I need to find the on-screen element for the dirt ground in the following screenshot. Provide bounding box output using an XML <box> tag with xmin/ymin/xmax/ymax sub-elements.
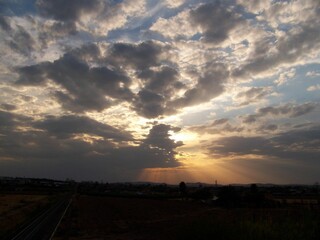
<box><xmin>55</xmin><ymin>195</ymin><xmax>320</xmax><ymax>240</ymax></box>
<box><xmin>55</xmin><ymin>195</ymin><xmax>211</xmax><ymax>240</ymax></box>
<box><xmin>0</xmin><ymin>194</ymin><xmax>49</xmax><ymax>237</ymax></box>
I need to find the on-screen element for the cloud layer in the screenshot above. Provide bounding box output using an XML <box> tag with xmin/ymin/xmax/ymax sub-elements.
<box><xmin>0</xmin><ymin>0</ymin><xmax>319</xmax><ymax>183</ymax></box>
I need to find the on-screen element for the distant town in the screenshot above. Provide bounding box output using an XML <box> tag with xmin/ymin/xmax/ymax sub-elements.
<box><xmin>1</xmin><ymin>176</ymin><xmax>319</xmax><ymax>207</ymax></box>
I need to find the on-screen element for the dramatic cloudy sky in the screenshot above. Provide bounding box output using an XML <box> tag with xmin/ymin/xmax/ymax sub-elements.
<box><xmin>0</xmin><ymin>0</ymin><xmax>319</xmax><ymax>184</ymax></box>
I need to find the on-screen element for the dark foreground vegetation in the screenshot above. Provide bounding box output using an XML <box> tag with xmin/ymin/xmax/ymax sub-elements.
<box><xmin>1</xmin><ymin>177</ymin><xmax>319</xmax><ymax>239</ymax></box>
<box><xmin>0</xmin><ymin>177</ymin><xmax>75</xmax><ymax>239</ymax></box>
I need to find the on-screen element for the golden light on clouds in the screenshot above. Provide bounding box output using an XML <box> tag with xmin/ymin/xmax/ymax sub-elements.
<box><xmin>169</xmin><ymin>130</ymin><xmax>197</xmax><ymax>143</ymax></box>
<box><xmin>0</xmin><ymin>0</ymin><xmax>319</xmax><ymax>184</ymax></box>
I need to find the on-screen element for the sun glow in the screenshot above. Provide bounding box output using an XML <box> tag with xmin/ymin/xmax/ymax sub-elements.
<box><xmin>169</xmin><ymin>130</ymin><xmax>197</xmax><ymax>143</ymax></box>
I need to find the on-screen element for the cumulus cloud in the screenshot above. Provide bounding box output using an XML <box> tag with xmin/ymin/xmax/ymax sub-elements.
<box><xmin>16</xmin><ymin>49</ymin><xmax>133</xmax><ymax>113</ymax></box>
<box><xmin>34</xmin><ymin>115</ymin><xmax>133</xmax><ymax>141</ymax></box>
<box><xmin>307</xmin><ymin>85</ymin><xmax>320</xmax><ymax>91</ymax></box>
<box><xmin>164</xmin><ymin>0</ymin><xmax>185</xmax><ymax>9</ymax></box>
<box><xmin>233</xmin><ymin>14</ymin><xmax>320</xmax><ymax>78</ymax></box>
<box><xmin>238</xmin><ymin>0</ymin><xmax>271</xmax><ymax>14</ymax></box>
<box><xmin>15</xmin><ymin>40</ymin><xmax>229</xmax><ymax>118</ymax></box>
<box><xmin>190</xmin><ymin>1</ymin><xmax>244</xmax><ymax>44</ymax></box>
<box><xmin>37</xmin><ymin>0</ymin><xmax>101</xmax><ymax>22</ymax></box>
<box><xmin>257</xmin><ymin>124</ymin><xmax>278</xmax><ymax>133</ymax></box>
<box><xmin>134</xmin><ymin>66</ymin><xmax>184</xmax><ymax>118</ymax></box>
<box><xmin>189</xmin><ymin>118</ymin><xmax>244</xmax><ymax>135</ymax></box>
<box><xmin>235</xmin><ymin>87</ymin><xmax>272</xmax><ymax>106</ymax></box>
<box><xmin>306</xmin><ymin>71</ymin><xmax>320</xmax><ymax>77</ymax></box>
<box><xmin>207</xmin><ymin>125</ymin><xmax>320</xmax><ymax>162</ymax></box>
<box><xmin>274</xmin><ymin>68</ymin><xmax>296</xmax><ymax>86</ymax></box>
<box><xmin>109</xmin><ymin>41</ymin><xmax>165</xmax><ymax>70</ymax></box>
<box><xmin>0</xmin><ymin>103</ymin><xmax>16</xmax><ymax>111</ymax></box>
<box><xmin>0</xmin><ymin>110</ymin><xmax>31</xmax><ymax>131</ymax></box>
<box><xmin>190</xmin><ymin>102</ymin><xmax>318</xmax><ymax>136</ymax></box>
<box><xmin>15</xmin><ymin>41</ymin><xmax>180</xmax><ymax>118</ymax></box>
<box><xmin>150</xmin><ymin>10</ymin><xmax>196</xmax><ymax>40</ymax></box>
<box><xmin>1</xmin><ymin>0</ymin><xmax>320</xmax><ymax>183</ymax></box>
<box><xmin>6</xmin><ymin>24</ymin><xmax>36</xmax><ymax>56</ymax></box>
<box><xmin>241</xmin><ymin>102</ymin><xmax>317</xmax><ymax>123</ymax></box>
<box><xmin>36</xmin><ymin>0</ymin><xmax>126</xmax><ymax>35</ymax></box>
<box><xmin>0</xmin><ymin>110</ymin><xmax>183</xmax><ymax>180</ymax></box>
<box><xmin>0</xmin><ymin>15</ymin><xmax>11</xmax><ymax>32</ymax></box>
<box><xmin>171</xmin><ymin>63</ymin><xmax>228</xmax><ymax>108</ymax></box>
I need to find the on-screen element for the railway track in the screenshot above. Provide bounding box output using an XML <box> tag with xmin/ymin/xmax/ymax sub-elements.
<box><xmin>4</xmin><ymin>196</ymin><xmax>72</xmax><ymax>240</ymax></box>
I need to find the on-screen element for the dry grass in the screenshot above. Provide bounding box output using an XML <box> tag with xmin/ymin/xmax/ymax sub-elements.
<box><xmin>54</xmin><ymin>195</ymin><xmax>320</xmax><ymax>240</ymax></box>
<box><xmin>55</xmin><ymin>195</ymin><xmax>209</xmax><ymax>239</ymax></box>
<box><xmin>0</xmin><ymin>194</ymin><xmax>49</xmax><ymax>236</ymax></box>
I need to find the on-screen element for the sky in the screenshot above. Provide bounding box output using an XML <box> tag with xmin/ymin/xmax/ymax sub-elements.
<box><xmin>0</xmin><ymin>0</ymin><xmax>319</xmax><ymax>184</ymax></box>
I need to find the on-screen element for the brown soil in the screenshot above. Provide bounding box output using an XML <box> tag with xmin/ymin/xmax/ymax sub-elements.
<box><xmin>0</xmin><ymin>194</ymin><xmax>49</xmax><ymax>237</ymax></box>
<box><xmin>55</xmin><ymin>195</ymin><xmax>211</xmax><ymax>240</ymax></box>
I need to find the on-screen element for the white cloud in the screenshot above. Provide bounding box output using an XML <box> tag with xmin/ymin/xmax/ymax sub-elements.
<box><xmin>150</xmin><ymin>10</ymin><xmax>196</xmax><ymax>40</ymax></box>
<box><xmin>307</xmin><ymin>84</ymin><xmax>320</xmax><ymax>91</ymax></box>
<box><xmin>274</xmin><ymin>68</ymin><xmax>296</xmax><ymax>86</ymax></box>
<box><xmin>306</xmin><ymin>71</ymin><xmax>320</xmax><ymax>77</ymax></box>
<box><xmin>238</xmin><ymin>0</ymin><xmax>272</xmax><ymax>14</ymax></box>
<box><xmin>164</xmin><ymin>0</ymin><xmax>185</xmax><ymax>9</ymax></box>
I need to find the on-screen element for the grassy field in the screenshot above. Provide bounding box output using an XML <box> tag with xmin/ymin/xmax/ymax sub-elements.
<box><xmin>0</xmin><ymin>194</ymin><xmax>50</xmax><ymax>237</ymax></box>
<box><xmin>54</xmin><ymin>195</ymin><xmax>320</xmax><ymax>240</ymax></box>
<box><xmin>175</xmin><ymin>208</ymin><xmax>320</xmax><ymax>240</ymax></box>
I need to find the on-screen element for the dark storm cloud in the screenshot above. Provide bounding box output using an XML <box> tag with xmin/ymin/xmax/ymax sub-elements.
<box><xmin>0</xmin><ymin>103</ymin><xmax>16</xmax><ymax>111</ymax></box>
<box><xmin>38</xmin><ymin>21</ymin><xmax>77</xmax><ymax>47</ymax></box>
<box><xmin>16</xmin><ymin>51</ymin><xmax>133</xmax><ymax>113</ymax></box>
<box><xmin>143</xmin><ymin>124</ymin><xmax>183</xmax><ymax>151</ymax></box>
<box><xmin>68</xmin><ymin>43</ymin><xmax>102</xmax><ymax>62</ymax></box>
<box><xmin>34</xmin><ymin>115</ymin><xmax>132</xmax><ymax>141</ymax></box>
<box><xmin>0</xmin><ymin>16</ymin><xmax>11</xmax><ymax>32</ymax></box>
<box><xmin>134</xmin><ymin>89</ymin><xmax>166</xmax><ymax>118</ymax></box>
<box><xmin>16</xmin><ymin>40</ymin><xmax>227</xmax><ymax>118</ymax></box>
<box><xmin>109</xmin><ymin>41</ymin><xmax>164</xmax><ymax>70</ymax></box>
<box><xmin>134</xmin><ymin>66</ymin><xmax>184</xmax><ymax>118</ymax></box>
<box><xmin>190</xmin><ymin>1</ymin><xmax>244</xmax><ymax>44</ymax></box>
<box><xmin>138</xmin><ymin>66</ymin><xmax>184</xmax><ymax>96</ymax></box>
<box><xmin>15</xmin><ymin>42</ymin><xmax>179</xmax><ymax>117</ymax></box>
<box><xmin>0</xmin><ymin>111</ymin><xmax>183</xmax><ymax>180</ymax></box>
<box><xmin>0</xmin><ymin>15</ymin><xmax>41</xmax><ymax>55</ymax></box>
<box><xmin>36</xmin><ymin>0</ymin><xmax>101</xmax><ymax>22</ymax></box>
<box><xmin>16</xmin><ymin>62</ymin><xmax>50</xmax><ymax>86</ymax></box>
<box><xmin>0</xmin><ymin>110</ymin><xmax>30</xmax><ymax>130</ymax></box>
<box><xmin>109</xmin><ymin>44</ymin><xmax>228</xmax><ymax>118</ymax></box>
<box><xmin>110</xmin><ymin>124</ymin><xmax>183</xmax><ymax>169</ymax></box>
<box><xmin>241</xmin><ymin>103</ymin><xmax>317</xmax><ymax>123</ymax></box>
<box><xmin>207</xmin><ymin>125</ymin><xmax>320</xmax><ymax>161</ymax></box>
<box><xmin>35</xmin><ymin>0</ymin><xmax>123</xmax><ymax>43</ymax></box>
<box><xmin>171</xmin><ymin>63</ymin><xmax>228</xmax><ymax>108</ymax></box>
<box><xmin>8</xmin><ymin>25</ymin><xmax>35</xmax><ymax>56</ymax></box>
<box><xmin>133</xmin><ymin>61</ymin><xmax>229</xmax><ymax>118</ymax></box>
